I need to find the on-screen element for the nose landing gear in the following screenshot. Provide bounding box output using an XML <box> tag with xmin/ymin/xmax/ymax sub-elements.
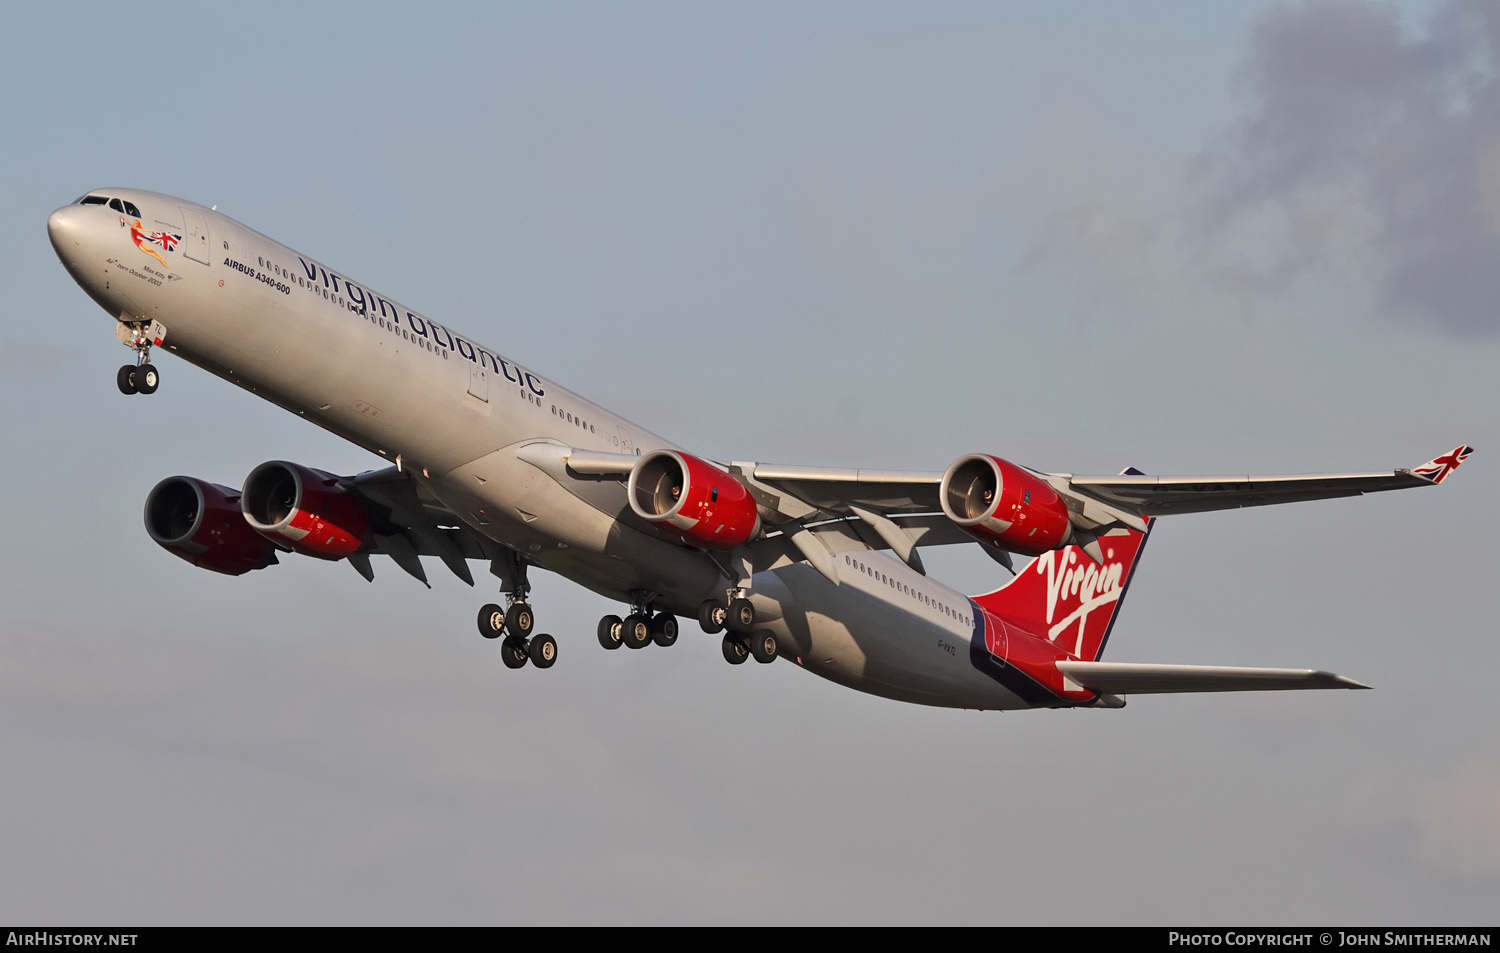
<box><xmin>116</xmin><ymin>321</ymin><xmax>162</xmax><ymax>395</ymax></box>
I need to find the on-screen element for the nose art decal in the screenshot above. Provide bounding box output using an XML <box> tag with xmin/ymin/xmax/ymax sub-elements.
<box><xmin>121</xmin><ymin>216</ymin><xmax>180</xmax><ymax>269</ymax></box>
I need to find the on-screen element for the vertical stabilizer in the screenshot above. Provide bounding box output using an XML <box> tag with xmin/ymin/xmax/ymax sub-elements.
<box><xmin>972</xmin><ymin>499</ymin><xmax>1153</xmax><ymax>662</ymax></box>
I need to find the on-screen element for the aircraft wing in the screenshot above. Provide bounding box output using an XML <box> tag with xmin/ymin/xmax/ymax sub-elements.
<box><xmin>739</xmin><ymin>445</ymin><xmax>1472</xmax><ymax>521</ymax></box>
<box><xmin>1056</xmin><ymin>661</ymin><xmax>1371</xmax><ymax>694</ymax></box>
<box><xmin>539</xmin><ymin>445</ymin><xmax>1470</xmax><ymax>579</ymax></box>
<box><xmin>1064</xmin><ymin>444</ymin><xmax>1472</xmax><ymax>516</ymax></box>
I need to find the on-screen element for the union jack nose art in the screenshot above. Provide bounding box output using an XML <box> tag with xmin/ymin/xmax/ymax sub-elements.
<box><xmin>121</xmin><ymin>216</ymin><xmax>181</xmax><ymax>265</ymax></box>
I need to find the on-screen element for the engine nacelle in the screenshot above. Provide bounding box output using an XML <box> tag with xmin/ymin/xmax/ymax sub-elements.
<box><xmin>940</xmin><ymin>454</ymin><xmax>1074</xmax><ymax>556</ymax></box>
<box><xmin>627</xmin><ymin>450</ymin><xmax>761</xmax><ymax>550</ymax></box>
<box><xmin>144</xmin><ymin>476</ymin><xmax>279</xmax><ymax>576</ymax></box>
<box><xmin>241</xmin><ymin>461</ymin><xmax>368</xmax><ymax>560</ymax></box>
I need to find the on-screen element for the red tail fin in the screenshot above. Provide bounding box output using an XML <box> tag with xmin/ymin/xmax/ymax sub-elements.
<box><xmin>972</xmin><ymin>522</ymin><xmax>1152</xmax><ymax>662</ymax></box>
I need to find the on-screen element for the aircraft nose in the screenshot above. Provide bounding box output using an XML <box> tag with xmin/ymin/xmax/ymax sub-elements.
<box><xmin>47</xmin><ymin>205</ymin><xmax>83</xmax><ymax>255</ymax></box>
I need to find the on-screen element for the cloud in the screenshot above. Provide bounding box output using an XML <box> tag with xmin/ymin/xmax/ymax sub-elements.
<box><xmin>1194</xmin><ymin>0</ymin><xmax>1500</xmax><ymax>335</ymax></box>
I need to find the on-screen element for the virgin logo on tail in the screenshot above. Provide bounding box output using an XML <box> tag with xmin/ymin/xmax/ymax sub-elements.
<box><xmin>1035</xmin><ymin>547</ymin><xmax>1126</xmax><ymax>657</ymax></box>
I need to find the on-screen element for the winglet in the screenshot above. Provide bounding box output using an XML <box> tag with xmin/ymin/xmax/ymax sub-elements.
<box><xmin>1410</xmin><ymin>445</ymin><xmax>1474</xmax><ymax>485</ymax></box>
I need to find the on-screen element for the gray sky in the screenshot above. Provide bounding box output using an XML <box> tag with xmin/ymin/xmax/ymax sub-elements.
<box><xmin>2</xmin><ymin>0</ymin><xmax>1496</xmax><ymax>924</ymax></box>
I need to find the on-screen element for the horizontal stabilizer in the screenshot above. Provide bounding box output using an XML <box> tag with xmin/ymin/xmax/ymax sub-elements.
<box><xmin>1056</xmin><ymin>661</ymin><xmax>1370</xmax><ymax>694</ymax></box>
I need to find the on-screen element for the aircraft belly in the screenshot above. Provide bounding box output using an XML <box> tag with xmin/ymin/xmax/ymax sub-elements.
<box><xmin>756</xmin><ymin>563</ymin><xmax>1027</xmax><ymax>710</ymax></box>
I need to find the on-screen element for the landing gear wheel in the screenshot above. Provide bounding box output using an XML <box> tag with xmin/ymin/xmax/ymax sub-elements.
<box><xmin>750</xmin><ymin>631</ymin><xmax>779</xmax><ymax>664</ymax></box>
<box><xmin>621</xmin><ymin>613</ymin><xmax>652</xmax><ymax>650</ymax></box>
<box><xmin>597</xmin><ymin>614</ymin><xmax>623</xmax><ymax>650</ymax></box>
<box><xmin>721</xmin><ymin>634</ymin><xmax>749</xmax><ymax>665</ymax></box>
<box><xmin>528</xmin><ymin>633</ymin><xmax>557</xmax><ymax>669</ymax></box>
<box><xmin>727</xmin><ymin>598</ymin><xmax>756</xmax><ymax>634</ymax></box>
<box><xmin>650</xmin><ymin>612</ymin><xmax>679</xmax><ymax>647</ymax></box>
<box><xmin>505</xmin><ymin>603</ymin><xmax>534</xmax><ymax>639</ymax></box>
<box><xmin>117</xmin><ymin>365</ymin><xmax>138</xmax><ymax>395</ymax></box>
<box><xmin>136</xmin><ymin>363</ymin><xmax>159</xmax><ymax>394</ymax></box>
<box><xmin>500</xmin><ymin>636</ymin><xmax>529</xmax><ymax>669</ymax></box>
<box><xmin>698</xmin><ymin>600</ymin><xmax>726</xmax><ymax>634</ymax></box>
<box><xmin>478</xmin><ymin>603</ymin><xmax>506</xmax><ymax>639</ymax></box>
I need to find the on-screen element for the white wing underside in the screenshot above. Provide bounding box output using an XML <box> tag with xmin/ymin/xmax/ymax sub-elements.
<box><xmin>1056</xmin><ymin>661</ymin><xmax>1371</xmax><ymax>694</ymax></box>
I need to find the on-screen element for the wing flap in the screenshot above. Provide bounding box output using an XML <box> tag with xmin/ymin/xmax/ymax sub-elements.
<box><xmin>342</xmin><ymin>466</ymin><xmax>498</xmax><ymax>583</ymax></box>
<box><xmin>1056</xmin><ymin>661</ymin><xmax>1371</xmax><ymax>694</ymax></box>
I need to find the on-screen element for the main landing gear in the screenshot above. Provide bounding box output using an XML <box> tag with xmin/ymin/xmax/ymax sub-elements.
<box><xmin>478</xmin><ymin>600</ymin><xmax>556</xmax><ymax>670</ymax></box>
<box><xmin>476</xmin><ymin>553</ymin><xmax>555</xmax><ymax>670</ymax></box>
<box><xmin>597</xmin><ymin>597</ymin><xmax>679</xmax><ymax>652</ymax></box>
<box><xmin>720</xmin><ymin>630</ymin><xmax>778</xmax><ymax>665</ymax></box>
<box><xmin>116</xmin><ymin>322</ymin><xmax>160</xmax><ymax>395</ymax></box>
<box><xmin>698</xmin><ymin>593</ymin><xmax>778</xmax><ymax>666</ymax></box>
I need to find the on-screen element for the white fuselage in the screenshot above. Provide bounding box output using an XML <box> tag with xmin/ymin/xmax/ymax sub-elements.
<box><xmin>49</xmin><ymin>189</ymin><xmax>1038</xmax><ymax>710</ymax></box>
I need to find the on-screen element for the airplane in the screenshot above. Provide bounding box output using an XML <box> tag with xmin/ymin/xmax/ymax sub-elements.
<box><xmin>46</xmin><ymin>188</ymin><xmax>1473</xmax><ymax>711</ymax></box>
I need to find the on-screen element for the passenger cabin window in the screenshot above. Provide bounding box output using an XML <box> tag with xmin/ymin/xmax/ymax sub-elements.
<box><xmin>79</xmin><ymin>196</ymin><xmax>108</xmax><ymax>206</ymax></box>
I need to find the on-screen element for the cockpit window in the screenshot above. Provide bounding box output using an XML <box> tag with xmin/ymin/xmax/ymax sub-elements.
<box><xmin>77</xmin><ymin>194</ymin><xmax>139</xmax><ymax>215</ymax></box>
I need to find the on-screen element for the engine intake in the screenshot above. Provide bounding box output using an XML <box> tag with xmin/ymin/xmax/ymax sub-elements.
<box><xmin>940</xmin><ymin>454</ymin><xmax>1074</xmax><ymax>556</ymax></box>
<box><xmin>144</xmin><ymin>476</ymin><xmax>278</xmax><ymax>575</ymax></box>
<box><xmin>241</xmin><ymin>461</ymin><xmax>368</xmax><ymax>559</ymax></box>
<box><xmin>627</xmin><ymin>450</ymin><xmax>760</xmax><ymax>550</ymax></box>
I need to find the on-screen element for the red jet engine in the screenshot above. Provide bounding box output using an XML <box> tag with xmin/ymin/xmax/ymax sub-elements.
<box><xmin>628</xmin><ymin>450</ymin><xmax>761</xmax><ymax>550</ymax></box>
<box><xmin>144</xmin><ymin>476</ymin><xmax>279</xmax><ymax>575</ymax></box>
<box><xmin>240</xmin><ymin>461</ymin><xmax>369</xmax><ymax>559</ymax></box>
<box><xmin>940</xmin><ymin>454</ymin><xmax>1074</xmax><ymax>556</ymax></box>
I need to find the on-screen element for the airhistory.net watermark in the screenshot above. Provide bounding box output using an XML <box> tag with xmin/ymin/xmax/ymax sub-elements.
<box><xmin>5</xmin><ymin>935</ymin><xmax>137</xmax><ymax>946</ymax></box>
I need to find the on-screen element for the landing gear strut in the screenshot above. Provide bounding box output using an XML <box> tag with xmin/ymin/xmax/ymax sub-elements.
<box><xmin>116</xmin><ymin>321</ymin><xmax>160</xmax><ymax>395</ymax></box>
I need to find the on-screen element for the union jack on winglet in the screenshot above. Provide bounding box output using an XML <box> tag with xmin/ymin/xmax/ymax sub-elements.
<box><xmin>1411</xmin><ymin>445</ymin><xmax>1474</xmax><ymax>484</ymax></box>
